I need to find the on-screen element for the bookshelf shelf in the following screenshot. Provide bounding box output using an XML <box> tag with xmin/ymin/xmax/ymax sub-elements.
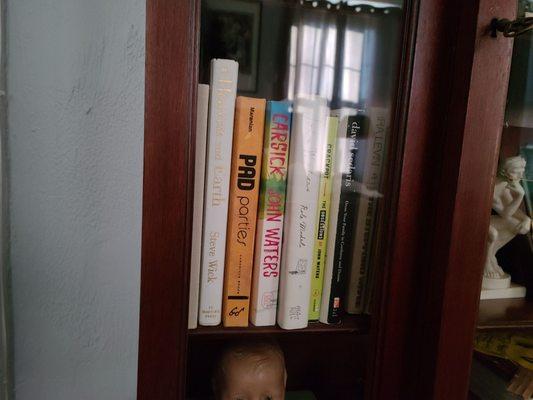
<box><xmin>478</xmin><ymin>298</ymin><xmax>533</xmax><ymax>330</ymax></box>
<box><xmin>188</xmin><ymin>314</ymin><xmax>370</xmax><ymax>338</ymax></box>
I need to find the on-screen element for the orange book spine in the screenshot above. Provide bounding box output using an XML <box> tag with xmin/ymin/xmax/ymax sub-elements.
<box><xmin>222</xmin><ymin>96</ymin><xmax>266</xmax><ymax>327</ymax></box>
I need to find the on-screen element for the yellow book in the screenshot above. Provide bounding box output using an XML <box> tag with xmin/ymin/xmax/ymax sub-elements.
<box><xmin>309</xmin><ymin>116</ymin><xmax>338</xmax><ymax>320</ymax></box>
<box><xmin>222</xmin><ymin>96</ymin><xmax>266</xmax><ymax>327</ymax></box>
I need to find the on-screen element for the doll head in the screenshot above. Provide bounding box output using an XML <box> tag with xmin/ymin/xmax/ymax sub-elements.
<box><xmin>212</xmin><ymin>339</ymin><xmax>287</xmax><ymax>400</ymax></box>
<box><xmin>501</xmin><ymin>156</ymin><xmax>527</xmax><ymax>182</ymax></box>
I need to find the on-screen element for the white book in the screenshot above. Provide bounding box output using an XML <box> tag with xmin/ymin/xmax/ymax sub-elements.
<box><xmin>319</xmin><ymin>108</ymin><xmax>357</xmax><ymax>324</ymax></box>
<box><xmin>198</xmin><ymin>59</ymin><xmax>238</xmax><ymax>326</ymax></box>
<box><xmin>277</xmin><ymin>96</ymin><xmax>329</xmax><ymax>330</ymax></box>
<box><xmin>188</xmin><ymin>84</ymin><xmax>210</xmax><ymax>329</ymax></box>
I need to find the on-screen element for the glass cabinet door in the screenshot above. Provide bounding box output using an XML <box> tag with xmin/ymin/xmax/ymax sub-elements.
<box><xmin>188</xmin><ymin>0</ymin><xmax>404</xmax><ymax>398</ymax></box>
<box><xmin>470</xmin><ymin>1</ymin><xmax>533</xmax><ymax>398</ymax></box>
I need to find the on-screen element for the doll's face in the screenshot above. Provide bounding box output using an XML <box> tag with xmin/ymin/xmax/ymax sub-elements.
<box><xmin>219</xmin><ymin>352</ymin><xmax>286</xmax><ymax>400</ymax></box>
<box><xmin>502</xmin><ymin>156</ymin><xmax>527</xmax><ymax>181</ymax></box>
<box><xmin>508</xmin><ymin>165</ymin><xmax>526</xmax><ymax>181</ymax></box>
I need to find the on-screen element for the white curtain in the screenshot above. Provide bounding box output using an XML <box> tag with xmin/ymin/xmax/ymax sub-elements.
<box><xmin>285</xmin><ymin>6</ymin><xmax>391</xmax><ymax>111</ymax></box>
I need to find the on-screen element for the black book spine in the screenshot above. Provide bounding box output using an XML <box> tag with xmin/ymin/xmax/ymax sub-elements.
<box><xmin>326</xmin><ymin>114</ymin><xmax>368</xmax><ymax>323</ymax></box>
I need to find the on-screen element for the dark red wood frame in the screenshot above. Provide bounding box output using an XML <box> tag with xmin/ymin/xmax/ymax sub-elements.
<box><xmin>137</xmin><ymin>1</ymin><xmax>199</xmax><ymax>398</ymax></box>
<box><xmin>411</xmin><ymin>0</ymin><xmax>515</xmax><ymax>397</ymax></box>
<box><xmin>369</xmin><ymin>0</ymin><xmax>515</xmax><ymax>398</ymax></box>
<box><xmin>137</xmin><ymin>0</ymin><xmax>515</xmax><ymax>398</ymax></box>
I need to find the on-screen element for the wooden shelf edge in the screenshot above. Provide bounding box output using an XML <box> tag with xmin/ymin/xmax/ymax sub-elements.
<box><xmin>477</xmin><ymin>298</ymin><xmax>533</xmax><ymax>330</ymax></box>
<box><xmin>477</xmin><ymin>323</ymin><xmax>533</xmax><ymax>330</ymax></box>
<box><xmin>188</xmin><ymin>314</ymin><xmax>370</xmax><ymax>338</ymax></box>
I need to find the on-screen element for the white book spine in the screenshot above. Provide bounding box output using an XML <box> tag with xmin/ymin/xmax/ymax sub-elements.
<box><xmin>198</xmin><ymin>59</ymin><xmax>238</xmax><ymax>326</ymax></box>
<box><xmin>188</xmin><ymin>84</ymin><xmax>210</xmax><ymax>329</ymax></box>
<box><xmin>251</xmin><ymin>216</ymin><xmax>285</xmax><ymax>326</ymax></box>
<box><xmin>319</xmin><ymin>109</ymin><xmax>356</xmax><ymax>324</ymax></box>
<box><xmin>277</xmin><ymin>96</ymin><xmax>329</xmax><ymax>330</ymax></box>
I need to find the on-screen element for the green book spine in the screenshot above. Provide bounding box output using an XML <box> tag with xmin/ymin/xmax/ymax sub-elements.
<box><xmin>308</xmin><ymin>116</ymin><xmax>338</xmax><ymax>320</ymax></box>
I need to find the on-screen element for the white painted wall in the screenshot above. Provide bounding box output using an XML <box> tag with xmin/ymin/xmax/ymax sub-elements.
<box><xmin>6</xmin><ymin>0</ymin><xmax>145</xmax><ymax>398</ymax></box>
<box><xmin>0</xmin><ymin>2</ymin><xmax>9</xmax><ymax>398</ymax></box>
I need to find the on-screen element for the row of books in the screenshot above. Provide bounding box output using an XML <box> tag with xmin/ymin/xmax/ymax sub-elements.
<box><xmin>188</xmin><ymin>59</ymin><xmax>388</xmax><ymax>330</ymax></box>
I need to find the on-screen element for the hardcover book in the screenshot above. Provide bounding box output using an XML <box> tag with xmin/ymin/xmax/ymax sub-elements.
<box><xmin>222</xmin><ymin>96</ymin><xmax>266</xmax><ymax>327</ymax></box>
<box><xmin>198</xmin><ymin>59</ymin><xmax>238</xmax><ymax>326</ymax></box>
<box><xmin>320</xmin><ymin>111</ymin><xmax>367</xmax><ymax>324</ymax></box>
<box><xmin>250</xmin><ymin>101</ymin><xmax>292</xmax><ymax>327</ymax></box>
<box><xmin>188</xmin><ymin>83</ymin><xmax>210</xmax><ymax>329</ymax></box>
<box><xmin>308</xmin><ymin>116</ymin><xmax>338</xmax><ymax>320</ymax></box>
<box><xmin>346</xmin><ymin>107</ymin><xmax>388</xmax><ymax>314</ymax></box>
<box><xmin>277</xmin><ymin>96</ymin><xmax>329</xmax><ymax>330</ymax></box>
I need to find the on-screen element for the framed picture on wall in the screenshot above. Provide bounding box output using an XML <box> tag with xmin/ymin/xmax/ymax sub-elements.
<box><xmin>202</xmin><ymin>0</ymin><xmax>261</xmax><ymax>93</ymax></box>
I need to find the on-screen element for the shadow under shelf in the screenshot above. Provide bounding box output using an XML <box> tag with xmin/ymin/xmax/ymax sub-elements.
<box><xmin>187</xmin><ymin>314</ymin><xmax>369</xmax><ymax>400</ymax></box>
<box><xmin>188</xmin><ymin>314</ymin><xmax>370</xmax><ymax>338</ymax></box>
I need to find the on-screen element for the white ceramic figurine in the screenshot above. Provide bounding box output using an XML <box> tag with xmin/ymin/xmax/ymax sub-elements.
<box><xmin>482</xmin><ymin>156</ymin><xmax>532</xmax><ymax>299</ymax></box>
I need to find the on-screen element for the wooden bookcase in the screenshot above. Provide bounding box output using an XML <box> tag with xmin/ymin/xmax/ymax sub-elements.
<box><xmin>137</xmin><ymin>0</ymin><xmax>519</xmax><ymax>398</ymax></box>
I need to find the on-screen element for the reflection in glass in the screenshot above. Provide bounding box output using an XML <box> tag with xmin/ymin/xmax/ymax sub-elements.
<box><xmin>470</xmin><ymin>5</ymin><xmax>533</xmax><ymax>397</ymax></box>
<box><xmin>283</xmin><ymin>4</ymin><xmax>399</xmax><ymax>110</ymax></box>
<box><xmin>200</xmin><ymin>1</ymin><xmax>401</xmax><ymax>111</ymax></box>
<box><xmin>504</xmin><ymin>2</ymin><xmax>533</xmax><ymax>221</ymax></box>
<box><xmin>193</xmin><ymin>0</ymin><xmax>404</xmax><ymax>397</ymax></box>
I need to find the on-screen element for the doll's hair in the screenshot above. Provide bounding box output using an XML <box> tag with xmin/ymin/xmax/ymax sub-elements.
<box><xmin>212</xmin><ymin>338</ymin><xmax>286</xmax><ymax>399</ymax></box>
<box><xmin>500</xmin><ymin>156</ymin><xmax>527</xmax><ymax>178</ymax></box>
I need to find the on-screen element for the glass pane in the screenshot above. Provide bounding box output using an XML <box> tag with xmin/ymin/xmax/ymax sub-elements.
<box><xmin>190</xmin><ymin>0</ymin><xmax>404</xmax><ymax>398</ymax></box>
<box><xmin>470</xmin><ymin>1</ymin><xmax>533</xmax><ymax>398</ymax></box>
